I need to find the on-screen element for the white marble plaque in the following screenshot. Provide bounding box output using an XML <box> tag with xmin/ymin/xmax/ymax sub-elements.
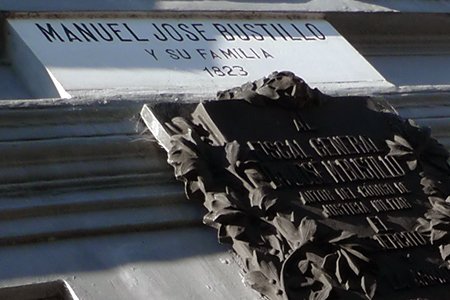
<box><xmin>9</xmin><ymin>19</ymin><xmax>392</xmax><ymax>95</ymax></box>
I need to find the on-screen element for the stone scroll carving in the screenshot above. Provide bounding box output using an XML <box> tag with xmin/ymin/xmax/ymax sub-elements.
<box><xmin>144</xmin><ymin>71</ymin><xmax>450</xmax><ymax>300</ymax></box>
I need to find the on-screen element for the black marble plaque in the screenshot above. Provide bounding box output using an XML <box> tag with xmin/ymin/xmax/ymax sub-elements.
<box><xmin>141</xmin><ymin>72</ymin><xmax>450</xmax><ymax>300</ymax></box>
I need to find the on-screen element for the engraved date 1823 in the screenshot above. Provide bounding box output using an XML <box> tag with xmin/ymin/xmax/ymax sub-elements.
<box><xmin>203</xmin><ymin>65</ymin><xmax>248</xmax><ymax>77</ymax></box>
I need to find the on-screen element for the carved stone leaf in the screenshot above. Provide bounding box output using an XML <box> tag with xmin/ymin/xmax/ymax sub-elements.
<box><xmin>243</xmin><ymin>271</ymin><xmax>282</xmax><ymax>300</ymax></box>
<box><xmin>167</xmin><ymin>142</ymin><xmax>196</xmax><ymax>163</ymax></box>
<box><xmin>425</xmin><ymin>209</ymin><xmax>447</xmax><ymax>221</ymax></box>
<box><xmin>166</xmin><ymin>117</ymin><xmax>192</xmax><ymax>135</ymax></box>
<box><xmin>203</xmin><ymin>192</ymin><xmax>233</xmax><ymax>212</ymax></box>
<box><xmin>248</xmin><ymin>251</ymin><xmax>282</xmax><ymax>299</ymax></box>
<box><xmin>328</xmin><ymin>231</ymin><xmax>355</xmax><ymax>244</ymax></box>
<box><xmin>439</xmin><ymin>244</ymin><xmax>450</xmax><ymax>262</ymax></box>
<box><xmin>425</xmin><ymin>211</ymin><xmax>446</xmax><ymax>230</ymax></box>
<box><xmin>271</xmin><ymin>74</ymin><xmax>294</xmax><ymax>91</ymax></box>
<box><xmin>203</xmin><ymin>193</ymin><xmax>248</xmax><ymax>228</ymax></box>
<box><xmin>309</xmin><ymin>285</ymin><xmax>332</xmax><ymax>300</ymax></box>
<box><xmin>244</xmin><ymin>167</ymin><xmax>267</xmax><ymax>183</ymax></box>
<box><xmin>298</xmin><ymin>218</ymin><xmax>318</xmax><ymax>248</ymax></box>
<box><xmin>305</xmin><ymin>252</ymin><xmax>324</xmax><ymax>267</ymax></box>
<box><xmin>259</xmin><ymin>258</ymin><xmax>281</xmax><ymax>284</ymax></box>
<box><xmin>173</xmin><ymin>158</ymin><xmax>198</xmax><ymax>179</ymax></box>
<box><xmin>386</xmin><ymin>135</ymin><xmax>413</xmax><ymax>156</ymax></box>
<box><xmin>232</xmin><ymin>239</ymin><xmax>253</xmax><ymax>260</ymax></box>
<box><xmin>407</xmin><ymin>118</ymin><xmax>420</xmax><ymax>128</ymax></box>
<box><xmin>225</xmin><ymin>140</ymin><xmax>240</xmax><ymax>168</ymax></box>
<box><xmin>274</xmin><ymin>216</ymin><xmax>300</xmax><ymax>249</ymax></box>
<box><xmin>386</xmin><ymin>136</ymin><xmax>418</xmax><ymax>171</ymax></box>
<box><xmin>298</xmin><ymin>259</ymin><xmax>311</xmax><ymax>274</ymax></box>
<box><xmin>170</xmin><ymin>117</ymin><xmax>209</xmax><ymax>137</ymax></box>
<box><xmin>257</xmin><ymin>85</ymin><xmax>280</xmax><ymax>100</ymax></box>
<box><xmin>310</xmin><ymin>265</ymin><xmax>333</xmax><ymax>300</ymax></box>
<box><xmin>430</xmin><ymin>218</ymin><xmax>450</xmax><ymax>230</ymax></box>
<box><xmin>262</xmin><ymin>233</ymin><xmax>285</xmax><ymax>260</ymax></box>
<box><xmin>250</xmin><ymin>186</ymin><xmax>278</xmax><ymax>212</ymax></box>
<box><xmin>224</xmin><ymin>224</ymin><xmax>246</xmax><ymax>240</ymax></box>
<box><xmin>340</xmin><ymin>249</ymin><xmax>361</xmax><ymax>276</ymax></box>
<box><xmin>213</xmin><ymin>207</ymin><xmax>247</xmax><ymax>224</ymax></box>
<box><xmin>168</xmin><ymin>138</ymin><xmax>199</xmax><ymax>178</ymax></box>
<box><xmin>217</xmin><ymin>71</ymin><xmax>319</xmax><ymax>109</ymax></box>
<box><xmin>321</xmin><ymin>253</ymin><xmax>338</xmax><ymax>273</ymax></box>
<box><xmin>421</xmin><ymin>176</ymin><xmax>450</xmax><ymax>197</ymax></box>
<box><xmin>430</xmin><ymin>228</ymin><xmax>448</xmax><ymax>244</ymax></box>
<box><xmin>286</xmin><ymin>275</ymin><xmax>314</xmax><ymax>291</ymax></box>
<box><xmin>335</xmin><ymin>251</ymin><xmax>351</xmax><ymax>284</ymax></box>
<box><xmin>254</xmin><ymin>77</ymin><xmax>266</xmax><ymax>89</ymax></box>
<box><xmin>217</xmin><ymin>224</ymin><xmax>233</xmax><ymax>244</ymax></box>
<box><xmin>343</xmin><ymin>247</ymin><xmax>371</xmax><ymax>264</ymax></box>
<box><xmin>393</xmin><ymin>135</ymin><xmax>413</xmax><ymax>150</ymax></box>
<box><xmin>429</xmin><ymin>195</ymin><xmax>447</xmax><ymax>205</ymax></box>
<box><xmin>216</xmin><ymin>90</ymin><xmax>232</xmax><ymax>100</ymax></box>
<box><xmin>165</xmin><ymin>121</ymin><xmax>183</xmax><ymax>135</ymax></box>
<box><xmin>407</xmin><ymin>160</ymin><xmax>418</xmax><ymax>171</ymax></box>
<box><xmin>416</xmin><ymin>217</ymin><xmax>432</xmax><ymax>234</ymax></box>
<box><xmin>421</xmin><ymin>177</ymin><xmax>440</xmax><ymax>196</ymax></box>
<box><xmin>234</xmin><ymin>90</ymin><xmax>262</xmax><ymax>105</ymax></box>
<box><xmin>361</xmin><ymin>275</ymin><xmax>377</xmax><ymax>300</ymax></box>
<box><xmin>263</xmin><ymin>195</ymin><xmax>278</xmax><ymax>212</ymax></box>
<box><xmin>186</xmin><ymin>180</ymin><xmax>203</xmax><ymax>197</ymax></box>
<box><xmin>430</xmin><ymin>198</ymin><xmax>450</xmax><ymax>218</ymax></box>
<box><xmin>274</xmin><ymin>216</ymin><xmax>316</xmax><ymax>249</ymax></box>
<box><xmin>203</xmin><ymin>208</ymin><xmax>227</xmax><ymax>227</ymax></box>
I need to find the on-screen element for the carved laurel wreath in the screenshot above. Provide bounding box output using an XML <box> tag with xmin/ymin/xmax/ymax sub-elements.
<box><xmin>385</xmin><ymin>117</ymin><xmax>450</xmax><ymax>263</ymax></box>
<box><xmin>163</xmin><ymin>72</ymin><xmax>450</xmax><ymax>300</ymax></box>
<box><xmin>167</xmin><ymin>121</ymin><xmax>377</xmax><ymax>300</ymax></box>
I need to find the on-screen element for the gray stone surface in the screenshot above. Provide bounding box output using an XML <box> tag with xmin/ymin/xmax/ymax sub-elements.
<box><xmin>0</xmin><ymin>99</ymin><xmax>258</xmax><ymax>300</ymax></box>
<box><xmin>1</xmin><ymin>0</ymin><xmax>450</xmax><ymax>13</ymax></box>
